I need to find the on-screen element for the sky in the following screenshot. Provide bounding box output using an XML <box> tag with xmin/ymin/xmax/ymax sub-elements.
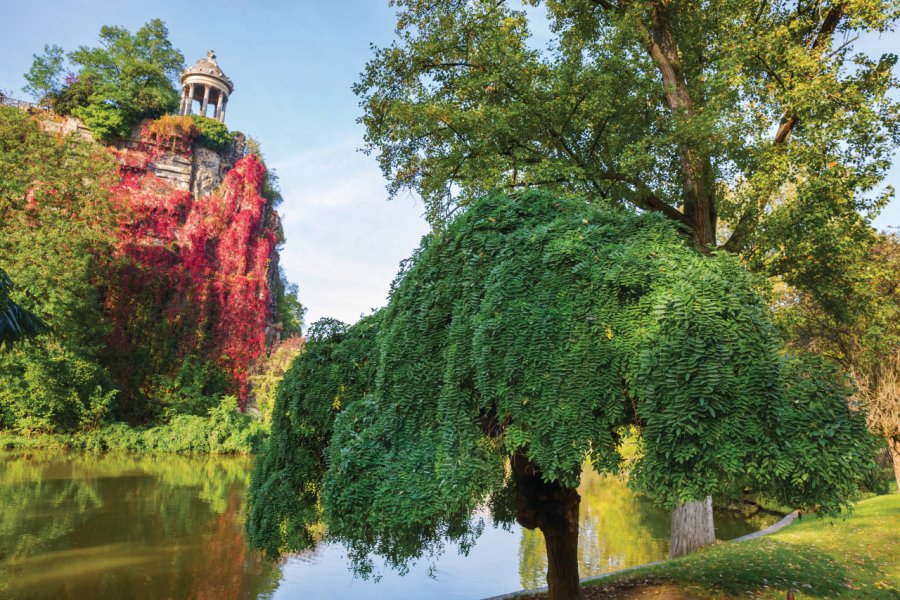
<box><xmin>1</xmin><ymin>1</ymin><xmax>898</xmax><ymax>327</ymax></box>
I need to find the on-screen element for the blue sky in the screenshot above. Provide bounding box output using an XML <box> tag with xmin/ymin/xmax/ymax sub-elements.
<box><xmin>1</xmin><ymin>1</ymin><xmax>897</xmax><ymax>326</ymax></box>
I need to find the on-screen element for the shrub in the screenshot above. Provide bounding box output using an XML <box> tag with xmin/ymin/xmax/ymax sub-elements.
<box><xmin>147</xmin><ymin>356</ymin><xmax>231</xmax><ymax>420</ymax></box>
<box><xmin>191</xmin><ymin>115</ymin><xmax>233</xmax><ymax>152</ymax></box>
<box><xmin>248</xmin><ymin>337</ymin><xmax>304</xmax><ymax>425</ymax></box>
<box><xmin>143</xmin><ymin>115</ymin><xmax>197</xmax><ymax>153</ymax></box>
<box><xmin>2</xmin><ymin>395</ymin><xmax>266</xmax><ymax>454</ymax></box>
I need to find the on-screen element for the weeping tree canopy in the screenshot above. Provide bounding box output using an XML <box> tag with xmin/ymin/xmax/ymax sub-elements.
<box><xmin>248</xmin><ymin>190</ymin><xmax>873</xmax><ymax>582</ymax></box>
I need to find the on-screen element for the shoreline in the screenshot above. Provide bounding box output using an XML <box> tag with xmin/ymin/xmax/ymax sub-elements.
<box><xmin>482</xmin><ymin>510</ymin><xmax>801</xmax><ymax>600</ymax></box>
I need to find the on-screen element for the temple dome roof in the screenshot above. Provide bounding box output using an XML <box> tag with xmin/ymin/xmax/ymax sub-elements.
<box><xmin>181</xmin><ymin>50</ymin><xmax>233</xmax><ymax>93</ymax></box>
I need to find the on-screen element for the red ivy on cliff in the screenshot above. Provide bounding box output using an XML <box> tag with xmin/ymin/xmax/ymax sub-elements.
<box><xmin>107</xmin><ymin>130</ymin><xmax>277</xmax><ymax>409</ymax></box>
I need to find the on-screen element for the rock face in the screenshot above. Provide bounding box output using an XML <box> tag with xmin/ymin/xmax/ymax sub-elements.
<box><xmin>150</xmin><ymin>153</ymin><xmax>193</xmax><ymax>190</ymax></box>
<box><xmin>189</xmin><ymin>133</ymin><xmax>246</xmax><ymax>199</ymax></box>
<box><xmin>191</xmin><ymin>146</ymin><xmax>227</xmax><ymax>198</ymax></box>
<box><xmin>38</xmin><ymin>115</ymin><xmax>94</xmax><ymax>140</ymax></box>
<box><xmin>112</xmin><ymin>122</ymin><xmax>246</xmax><ymax>200</ymax></box>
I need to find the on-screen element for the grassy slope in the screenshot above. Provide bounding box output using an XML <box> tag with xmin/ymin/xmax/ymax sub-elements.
<box><xmin>521</xmin><ymin>494</ymin><xmax>898</xmax><ymax>599</ymax></box>
<box><xmin>592</xmin><ymin>494</ymin><xmax>900</xmax><ymax>599</ymax></box>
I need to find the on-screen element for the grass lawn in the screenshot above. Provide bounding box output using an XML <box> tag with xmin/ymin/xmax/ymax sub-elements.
<box><xmin>520</xmin><ymin>494</ymin><xmax>899</xmax><ymax>599</ymax></box>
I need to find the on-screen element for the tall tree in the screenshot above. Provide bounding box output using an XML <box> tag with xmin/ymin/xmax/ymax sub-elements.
<box><xmin>355</xmin><ymin>0</ymin><xmax>899</xmax><ymax>553</ymax></box>
<box><xmin>775</xmin><ymin>233</ymin><xmax>900</xmax><ymax>490</ymax></box>
<box><xmin>24</xmin><ymin>19</ymin><xmax>184</xmax><ymax>141</ymax></box>
<box><xmin>249</xmin><ymin>191</ymin><xmax>874</xmax><ymax>600</ymax></box>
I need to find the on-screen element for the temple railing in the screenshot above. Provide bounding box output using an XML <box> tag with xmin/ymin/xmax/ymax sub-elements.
<box><xmin>0</xmin><ymin>93</ymin><xmax>52</xmax><ymax>112</ymax></box>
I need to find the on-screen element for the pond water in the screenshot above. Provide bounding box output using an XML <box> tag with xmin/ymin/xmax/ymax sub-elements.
<box><xmin>0</xmin><ymin>451</ymin><xmax>777</xmax><ymax>599</ymax></box>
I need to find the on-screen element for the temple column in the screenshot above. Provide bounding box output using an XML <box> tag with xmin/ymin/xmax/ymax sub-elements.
<box><xmin>186</xmin><ymin>83</ymin><xmax>195</xmax><ymax>115</ymax></box>
<box><xmin>218</xmin><ymin>97</ymin><xmax>227</xmax><ymax>123</ymax></box>
<box><xmin>178</xmin><ymin>87</ymin><xmax>187</xmax><ymax>115</ymax></box>
<box><xmin>200</xmin><ymin>85</ymin><xmax>210</xmax><ymax>117</ymax></box>
<box><xmin>215</xmin><ymin>90</ymin><xmax>224</xmax><ymax>121</ymax></box>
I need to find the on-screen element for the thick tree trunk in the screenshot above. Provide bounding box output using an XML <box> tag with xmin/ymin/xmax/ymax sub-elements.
<box><xmin>670</xmin><ymin>495</ymin><xmax>716</xmax><ymax>558</ymax></box>
<box><xmin>512</xmin><ymin>452</ymin><xmax>584</xmax><ymax>600</ymax></box>
<box><xmin>888</xmin><ymin>438</ymin><xmax>900</xmax><ymax>493</ymax></box>
<box><xmin>542</xmin><ymin>512</ymin><xmax>582</xmax><ymax>600</ymax></box>
<box><xmin>644</xmin><ymin>0</ymin><xmax>717</xmax><ymax>251</ymax></box>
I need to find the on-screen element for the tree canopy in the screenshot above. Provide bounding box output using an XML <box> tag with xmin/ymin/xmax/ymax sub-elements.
<box><xmin>775</xmin><ymin>232</ymin><xmax>900</xmax><ymax>490</ymax></box>
<box><xmin>355</xmin><ymin>0</ymin><xmax>899</xmax><ymax>321</ymax></box>
<box><xmin>24</xmin><ymin>19</ymin><xmax>184</xmax><ymax>141</ymax></box>
<box><xmin>248</xmin><ymin>190</ymin><xmax>874</xmax><ymax>598</ymax></box>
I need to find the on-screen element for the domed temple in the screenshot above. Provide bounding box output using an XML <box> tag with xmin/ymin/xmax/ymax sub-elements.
<box><xmin>179</xmin><ymin>50</ymin><xmax>234</xmax><ymax>123</ymax></box>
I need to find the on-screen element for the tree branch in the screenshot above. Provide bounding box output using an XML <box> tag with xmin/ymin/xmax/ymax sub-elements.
<box><xmin>591</xmin><ymin>171</ymin><xmax>690</xmax><ymax>224</ymax></box>
<box><xmin>723</xmin><ymin>3</ymin><xmax>845</xmax><ymax>253</ymax></box>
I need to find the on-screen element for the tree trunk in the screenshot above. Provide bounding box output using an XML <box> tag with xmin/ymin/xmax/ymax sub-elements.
<box><xmin>670</xmin><ymin>495</ymin><xmax>716</xmax><ymax>558</ymax></box>
<box><xmin>888</xmin><ymin>437</ymin><xmax>900</xmax><ymax>493</ymax></box>
<box><xmin>644</xmin><ymin>0</ymin><xmax>717</xmax><ymax>251</ymax></box>
<box><xmin>512</xmin><ymin>452</ymin><xmax>584</xmax><ymax>600</ymax></box>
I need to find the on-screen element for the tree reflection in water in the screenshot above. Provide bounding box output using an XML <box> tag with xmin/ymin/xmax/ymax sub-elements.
<box><xmin>518</xmin><ymin>467</ymin><xmax>775</xmax><ymax>590</ymax></box>
<box><xmin>0</xmin><ymin>453</ymin><xmax>776</xmax><ymax>599</ymax></box>
<box><xmin>0</xmin><ymin>451</ymin><xmax>281</xmax><ymax>599</ymax></box>
<box><xmin>518</xmin><ymin>468</ymin><xmax>669</xmax><ymax>590</ymax></box>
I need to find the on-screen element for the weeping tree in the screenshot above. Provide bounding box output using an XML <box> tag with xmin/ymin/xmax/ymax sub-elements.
<box><xmin>248</xmin><ymin>191</ymin><xmax>874</xmax><ymax>600</ymax></box>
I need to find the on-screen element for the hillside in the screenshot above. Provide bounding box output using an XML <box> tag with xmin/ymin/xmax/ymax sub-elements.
<box><xmin>0</xmin><ymin>105</ymin><xmax>297</xmax><ymax>433</ymax></box>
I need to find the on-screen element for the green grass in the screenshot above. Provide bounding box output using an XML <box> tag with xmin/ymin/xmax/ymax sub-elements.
<box><xmin>592</xmin><ymin>494</ymin><xmax>900</xmax><ymax>599</ymax></box>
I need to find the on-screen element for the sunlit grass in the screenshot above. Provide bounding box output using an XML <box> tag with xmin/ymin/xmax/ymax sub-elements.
<box><xmin>589</xmin><ymin>494</ymin><xmax>900</xmax><ymax>599</ymax></box>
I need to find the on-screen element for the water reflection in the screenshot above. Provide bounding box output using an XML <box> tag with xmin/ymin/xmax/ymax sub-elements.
<box><xmin>0</xmin><ymin>453</ymin><xmax>776</xmax><ymax>599</ymax></box>
<box><xmin>0</xmin><ymin>451</ymin><xmax>280</xmax><ymax>599</ymax></box>
<box><xmin>519</xmin><ymin>468</ymin><xmax>780</xmax><ymax>590</ymax></box>
<box><xmin>519</xmin><ymin>470</ymin><xmax>669</xmax><ymax>589</ymax></box>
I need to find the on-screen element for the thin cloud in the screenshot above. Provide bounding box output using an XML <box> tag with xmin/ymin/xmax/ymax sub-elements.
<box><xmin>274</xmin><ymin>140</ymin><xmax>429</xmax><ymax>326</ymax></box>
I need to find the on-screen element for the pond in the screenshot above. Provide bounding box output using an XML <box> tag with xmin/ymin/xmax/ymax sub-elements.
<box><xmin>0</xmin><ymin>451</ymin><xmax>777</xmax><ymax>599</ymax></box>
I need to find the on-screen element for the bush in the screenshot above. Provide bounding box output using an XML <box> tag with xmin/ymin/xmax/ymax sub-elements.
<box><xmin>147</xmin><ymin>356</ymin><xmax>231</xmax><ymax>420</ymax></box>
<box><xmin>1</xmin><ymin>396</ymin><xmax>265</xmax><ymax>454</ymax></box>
<box><xmin>0</xmin><ymin>344</ymin><xmax>115</xmax><ymax>434</ymax></box>
<box><xmin>143</xmin><ymin>115</ymin><xmax>197</xmax><ymax>152</ymax></box>
<box><xmin>190</xmin><ymin>115</ymin><xmax>233</xmax><ymax>152</ymax></box>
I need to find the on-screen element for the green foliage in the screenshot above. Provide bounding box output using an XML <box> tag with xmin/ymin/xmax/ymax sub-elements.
<box><xmin>756</xmin><ymin>357</ymin><xmax>876</xmax><ymax>513</ymax></box>
<box><xmin>355</xmin><ymin>0</ymin><xmax>899</xmax><ymax>323</ymax></box>
<box><xmin>0</xmin><ymin>346</ymin><xmax>114</xmax><ymax>433</ymax></box>
<box><xmin>44</xmin><ymin>72</ymin><xmax>96</xmax><ymax>117</ymax></box>
<box><xmin>22</xmin><ymin>44</ymin><xmax>65</xmax><ymax>100</ymax></box>
<box><xmin>190</xmin><ymin>115</ymin><xmax>234</xmax><ymax>153</ymax></box>
<box><xmin>0</xmin><ymin>106</ymin><xmax>119</xmax><ymax>433</ymax></box>
<box><xmin>272</xmin><ymin>267</ymin><xmax>305</xmax><ymax>336</ymax></box>
<box><xmin>73</xmin><ymin>101</ymin><xmax>129</xmax><ymax>142</ymax></box>
<box><xmin>148</xmin><ymin>356</ymin><xmax>231</xmax><ymax>420</ymax></box>
<box><xmin>247</xmin><ymin>316</ymin><xmax>380</xmax><ymax>559</ymax></box>
<box><xmin>24</xmin><ymin>19</ymin><xmax>184</xmax><ymax>141</ymax></box>
<box><xmin>1</xmin><ymin>396</ymin><xmax>264</xmax><ymax>454</ymax></box>
<box><xmin>0</xmin><ymin>269</ymin><xmax>46</xmax><ymax>350</ymax></box>
<box><xmin>250</xmin><ymin>190</ymin><xmax>875</xmax><ymax>572</ymax></box>
<box><xmin>772</xmin><ymin>233</ymin><xmax>900</xmax><ymax>490</ymax></box>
